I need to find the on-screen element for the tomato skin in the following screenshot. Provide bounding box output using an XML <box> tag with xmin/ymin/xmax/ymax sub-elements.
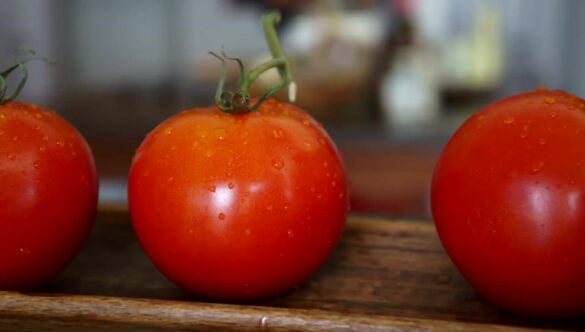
<box><xmin>0</xmin><ymin>102</ymin><xmax>98</xmax><ymax>290</ymax></box>
<box><xmin>432</xmin><ymin>90</ymin><xmax>585</xmax><ymax>317</ymax></box>
<box><xmin>129</xmin><ymin>99</ymin><xmax>348</xmax><ymax>301</ymax></box>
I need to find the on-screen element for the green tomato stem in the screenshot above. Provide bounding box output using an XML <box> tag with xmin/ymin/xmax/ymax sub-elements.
<box><xmin>211</xmin><ymin>10</ymin><xmax>294</xmax><ymax>114</ymax></box>
<box><xmin>0</xmin><ymin>51</ymin><xmax>54</xmax><ymax>105</ymax></box>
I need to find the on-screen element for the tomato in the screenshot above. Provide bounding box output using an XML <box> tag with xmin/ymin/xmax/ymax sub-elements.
<box><xmin>432</xmin><ymin>89</ymin><xmax>585</xmax><ymax>317</ymax></box>
<box><xmin>129</xmin><ymin>99</ymin><xmax>348</xmax><ymax>301</ymax></box>
<box><xmin>0</xmin><ymin>102</ymin><xmax>98</xmax><ymax>290</ymax></box>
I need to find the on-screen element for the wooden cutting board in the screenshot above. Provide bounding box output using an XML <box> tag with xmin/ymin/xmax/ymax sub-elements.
<box><xmin>0</xmin><ymin>208</ymin><xmax>581</xmax><ymax>331</ymax></box>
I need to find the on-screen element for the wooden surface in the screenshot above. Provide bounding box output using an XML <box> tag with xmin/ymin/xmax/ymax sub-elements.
<box><xmin>0</xmin><ymin>210</ymin><xmax>582</xmax><ymax>331</ymax></box>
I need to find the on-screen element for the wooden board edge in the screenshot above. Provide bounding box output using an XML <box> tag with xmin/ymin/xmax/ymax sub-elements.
<box><xmin>0</xmin><ymin>291</ymin><xmax>545</xmax><ymax>332</ymax></box>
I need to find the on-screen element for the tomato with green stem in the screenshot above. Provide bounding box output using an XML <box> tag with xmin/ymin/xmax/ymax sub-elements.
<box><xmin>129</xmin><ymin>11</ymin><xmax>348</xmax><ymax>301</ymax></box>
<box><xmin>0</xmin><ymin>54</ymin><xmax>98</xmax><ymax>290</ymax></box>
<box><xmin>432</xmin><ymin>89</ymin><xmax>585</xmax><ymax>317</ymax></box>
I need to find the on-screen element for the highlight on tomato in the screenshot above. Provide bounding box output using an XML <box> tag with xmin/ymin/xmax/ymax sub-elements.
<box><xmin>128</xmin><ymin>11</ymin><xmax>349</xmax><ymax>301</ymax></box>
<box><xmin>0</xmin><ymin>53</ymin><xmax>98</xmax><ymax>290</ymax></box>
<box><xmin>432</xmin><ymin>88</ymin><xmax>585</xmax><ymax>317</ymax></box>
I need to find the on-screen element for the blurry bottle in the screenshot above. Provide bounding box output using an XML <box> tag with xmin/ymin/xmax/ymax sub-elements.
<box><xmin>379</xmin><ymin>0</ymin><xmax>440</xmax><ymax>131</ymax></box>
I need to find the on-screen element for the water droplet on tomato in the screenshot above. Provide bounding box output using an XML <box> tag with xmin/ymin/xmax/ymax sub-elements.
<box><xmin>7</xmin><ymin>153</ymin><xmax>16</xmax><ymax>161</ymax></box>
<box><xmin>164</xmin><ymin>128</ymin><xmax>173</xmax><ymax>135</ymax></box>
<box><xmin>272</xmin><ymin>157</ymin><xmax>284</xmax><ymax>170</ymax></box>
<box><xmin>228</xmin><ymin>182</ymin><xmax>234</xmax><ymax>189</ymax></box>
<box><xmin>38</xmin><ymin>145</ymin><xmax>46</xmax><ymax>152</ymax></box>
<box><xmin>287</xmin><ymin>229</ymin><xmax>294</xmax><ymax>238</ymax></box>
<box><xmin>503</xmin><ymin>116</ymin><xmax>515</xmax><ymax>125</ymax></box>
<box><xmin>544</xmin><ymin>97</ymin><xmax>557</xmax><ymax>104</ymax></box>
<box><xmin>302</xmin><ymin>119</ymin><xmax>310</xmax><ymax>126</ymax></box>
<box><xmin>520</xmin><ymin>132</ymin><xmax>527</xmax><ymax>139</ymax></box>
<box><xmin>33</xmin><ymin>161</ymin><xmax>40</xmax><ymax>169</ymax></box>
<box><xmin>283</xmin><ymin>204</ymin><xmax>289</xmax><ymax>211</ymax></box>
<box><xmin>532</xmin><ymin>161</ymin><xmax>544</xmax><ymax>173</ymax></box>
<box><xmin>34</xmin><ymin>113</ymin><xmax>43</xmax><ymax>119</ymax></box>
<box><xmin>215</xmin><ymin>128</ymin><xmax>226</xmax><ymax>140</ymax></box>
<box><xmin>209</xmin><ymin>185</ymin><xmax>216</xmax><ymax>192</ymax></box>
<box><xmin>549</xmin><ymin>111</ymin><xmax>558</xmax><ymax>118</ymax></box>
<box><xmin>272</xmin><ymin>129</ymin><xmax>283</xmax><ymax>138</ymax></box>
<box><xmin>218</xmin><ymin>213</ymin><xmax>226</xmax><ymax>220</ymax></box>
<box><xmin>19</xmin><ymin>247</ymin><xmax>30</xmax><ymax>255</ymax></box>
<box><xmin>56</xmin><ymin>140</ymin><xmax>64</xmax><ymax>147</ymax></box>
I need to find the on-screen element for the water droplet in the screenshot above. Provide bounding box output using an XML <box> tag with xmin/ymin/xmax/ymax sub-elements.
<box><xmin>19</xmin><ymin>247</ymin><xmax>30</xmax><ymax>255</ymax></box>
<box><xmin>272</xmin><ymin>129</ymin><xmax>283</xmax><ymax>138</ymax></box>
<box><xmin>266</xmin><ymin>205</ymin><xmax>274</xmax><ymax>211</ymax></box>
<box><xmin>544</xmin><ymin>97</ymin><xmax>557</xmax><ymax>104</ymax></box>
<box><xmin>208</xmin><ymin>186</ymin><xmax>216</xmax><ymax>192</ymax></box>
<box><xmin>503</xmin><ymin>116</ymin><xmax>515</xmax><ymax>125</ymax></box>
<box><xmin>218</xmin><ymin>213</ymin><xmax>225</xmax><ymax>220</ymax></box>
<box><xmin>7</xmin><ymin>153</ymin><xmax>16</xmax><ymax>161</ymax></box>
<box><xmin>38</xmin><ymin>145</ymin><xmax>47</xmax><ymax>152</ymax></box>
<box><xmin>167</xmin><ymin>176</ymin><xmax>174</xmax><ymax>182</ymax></box>
<box><xmin>33</xmin><ymin>161</ymin><xmax>40</xmax><ymax>169</ymax></box>
<box><xmin>539</xmin><ymin>138</ymin><xmax>547</xmax><ymax>145</ymax></box>
<box><xmin>304</xmin><ymin>141</ymin><xmax>312</xmax><ymax>148</ymax></box>
<box><xmin>42</xmin><ymin>135</ymin><xmax>49</xmax><ymax>142</ymax></box>
<box><xmin>164</xmin><ymin>128</ymin><xmax>173</xmax><ymax>135</ymax></box>
<box><xmin>283</xmin><ymin>204</ymin><xmax>289</xmax><ymax>211</ymax></box>
<box><xmin>287</xmin><ymin>229</ymin><xmax>294</xmax><ymax>238</ymax></box>
<box><xmin>228</xmin><ymin>182</ymin><xmax>234</xmax><ymax>189</ymax></box>
<box><xmin>34</xmin><ymin>113</ymin><xmax>43</xmax><ymax>119</ymax></box>
<box><xmin>272</xmin><ymin>157</ymin><xmax>284</xmax><ymax>170</ymax></box>
<box><xmin>532</xmin><ymin>161</ymin><xmax>544</xmax><ymax>173</ymax></box>
<box><xmin>56</xmin><ymin>140</ymin><xmax>64</xmax><ymax>147</ymax></box>
<box><xmin>215</xmin><ymin>128</ymin><xmax>226</xmax><ymax>140</ymax></box>
<box><xmin>259</xmin><ymin>317</ymin><xmax>269</xmax><ymax>329</ymax></box>
<box><xmin>549</xmin><ymin>111</ymin><xmax>558</xmax><ymax>118</ymax></box>
<box><xmin>519</xmin><ymin>125</ymin><xmax>529</xmax><ymax>139</ymax></box>
<box><xmin>302</xmin><ymin>119</ymin><xmax>310</xmax><ymax>126</ymax></box>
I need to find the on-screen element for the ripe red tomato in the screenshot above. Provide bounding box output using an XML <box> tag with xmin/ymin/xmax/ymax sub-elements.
<box><xmin>129</xmin><ymin>99</ymin><xmax>348</xmax><ymax>301</ymax></box>
<box><xmin>0</xmin><ymin>102</ymin><xmax>98</xmax><ymax>290</ymax></box>
<box><xmin>432</xmin><ymin>89</ymin><xmax>585</xmax><ymax>317</ymax></box>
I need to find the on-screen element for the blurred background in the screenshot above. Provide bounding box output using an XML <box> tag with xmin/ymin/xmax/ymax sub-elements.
<box><xmin>1</xmin><ymin>0</ymin><xmax>584</xmax><ymax>218</ymax></box>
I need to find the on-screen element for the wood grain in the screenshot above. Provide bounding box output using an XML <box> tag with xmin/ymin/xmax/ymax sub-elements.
<box><xmin>0</xmin><ymin>210</ymin><xmax>582</xmax><ymax>331</ymax></box>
